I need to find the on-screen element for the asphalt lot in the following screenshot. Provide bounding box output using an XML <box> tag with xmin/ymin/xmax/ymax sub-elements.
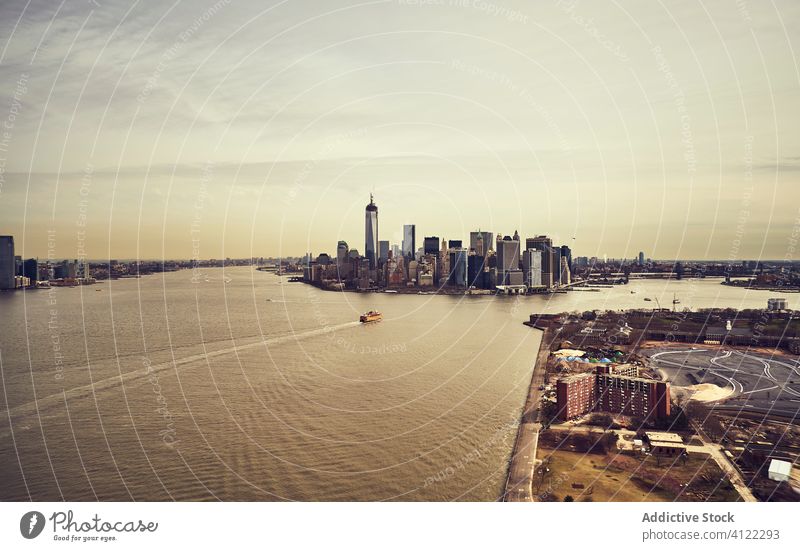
<box><xmin>646</xmin><ymin>348</ymin><xmax>800</xmax><ymax>419</ymax></box>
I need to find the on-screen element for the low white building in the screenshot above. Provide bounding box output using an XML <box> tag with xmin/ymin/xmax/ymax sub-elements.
<box><xmin>767</xmin><ymin>459</ymin><xmax>792</xmax><ymax>482</ymax></box>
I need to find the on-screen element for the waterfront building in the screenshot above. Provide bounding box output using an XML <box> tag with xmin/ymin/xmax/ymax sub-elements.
<box><xmin>495</xmin><ymin>233</ymin><xmax>520</xmax><ymax>286</ymax></box>
<box><xmin>365</xmin><ymin>194</ymin><xmax>379</xmax><ymax>269</ymax></box>
<box><xmin>556</xmin><ymin>374</ymin><xmax>596</xmax><ymax>420</ymax></box>
<box><xmin>526</xmin><ymin>236</ymin><xmax>554</xmax><ymax>288</ymax></box>
<box><xmin>506</xmin><ymin>269</ymin><xmax>524</xmax><ymax>286</ymax></box>
<box><xmin>560</xmin><ymin>256</ymin><xmax>571</xmax><ymax>286</ymax></box>
<box><xmin>560</xmin><ymin>245</ymin><xmax>572</xmax><ymax>272</ymax></box>
<box><xmin>402</xmin><ymin>224</ymin><xmax>415</xmax><ymax>259</ymax></box>
<box><xmin>21</xmin><ymin>258</ymin><xmax>38</xmax><ymax>285</ymax></box>
<box><xmin>53</xmin><ymin>260</ymin><xmax>78</xmax><ymax>280</ymax></box>
<box><xmin>0</xmin><ymin>236</ymin><xmax>15</xmax><ymax>290</ymax></box>
<box><xmin>596</xmin><ymin>374</ymin><xmax>670</xmax><ymax>420</ymax></box>
<box><xmin>556</xmin><ymin>370</ymin><xmax>671</xmax><ymax>422</ymax></box>
<box><xmin>522</xmin><ymin>249</ymin><xmax>542</xmax><ymax>288</ymax></box>
<box><xmin>638</xmin><ymin>251</ymin><xmax>645</xmax><ymax>266</ymax></box>
<box><xmin>448</xmin><ymin>247</ymin><xmax>468</xmax><ymax>286</ymax></box>
<box><xmin>467</xmin><ymin>252</ymin><xmax>487</xmax><ymax>288</ymax></box>
<box><xmin>552</xmin><ymin>247</ymin><xmax>562</xmax><ymax>285</ymax></box>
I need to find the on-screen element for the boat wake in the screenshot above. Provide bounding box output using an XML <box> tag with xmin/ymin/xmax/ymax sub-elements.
<box><xmin>0</xmin><ymin>321</ymin><xmax>361</xmax><ymax>433</ymax></box>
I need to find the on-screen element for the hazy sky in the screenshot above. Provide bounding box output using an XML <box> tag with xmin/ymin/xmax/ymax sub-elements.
<box><xmin>0</xmin><ymin>0</ymin><xmax>798</xmax><ymax>260</ymax></box>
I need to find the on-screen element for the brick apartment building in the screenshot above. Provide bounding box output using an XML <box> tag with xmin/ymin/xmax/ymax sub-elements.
<box><xmin>556</xmin><ymin>366</ymin><xmax>670</xmax><ymax>422</ymax></box>
<box><xmin>595</xmin><ymin>374</ymin><xmax>670</xmax><ymax>420</ymax></box>
<box><xmin>595</xmin><ymin>363</ymin><xmax>640</xmax><ymax>378</ymax></box>
<box><xmin>555</xmin><ymin>374</ymin><xmax>596</xmax><ymax>420</ymax></box>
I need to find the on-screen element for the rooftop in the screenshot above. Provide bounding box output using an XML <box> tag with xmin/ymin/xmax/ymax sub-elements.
<box><xmin>650</xmin><ymin>441</ymin><xmax>687</xmax><ymax>449</ymax></box>
<box><xmin>768</xmin><ymin>459</ymin><xmax>792</xmax><ymax>476</ymax></box>
<box><xmin>645</xmin><ymin>431</ymin><xmax>683</xmax><ymax>444</ymax></box>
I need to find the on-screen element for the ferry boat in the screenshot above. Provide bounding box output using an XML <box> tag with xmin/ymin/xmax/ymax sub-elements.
<box><xmin>359</xmin><ymin>311</ymin><xmax>383</xmax><ymax>323</ymax></box>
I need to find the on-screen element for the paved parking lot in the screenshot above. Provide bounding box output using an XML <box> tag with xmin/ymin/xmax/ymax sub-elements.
<box><xmin>646</xmin><ymin>348</ymin><xmax>800</xmax><ymax>418</ymax></box>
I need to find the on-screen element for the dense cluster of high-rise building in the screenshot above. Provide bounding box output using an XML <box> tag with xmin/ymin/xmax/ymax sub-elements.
<box><xmin>0</xmin><ymin>235</ymin><xmax>90</xmax><ymax>289</ymax></box>
<box><xmin>0</xmin><ymin>235</ymin><xmax>47</xmax><ymax>289</ymax></box>
<box><xmin>302</xmin><ymin>195</ymin><xmax>574</xmax><ymax>293</ymax></box>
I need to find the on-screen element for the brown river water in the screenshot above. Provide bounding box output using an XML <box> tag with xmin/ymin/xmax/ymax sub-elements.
<box><xmin>0</xmin><ymin>267</ymin><xmax>787</xmax><ymax>500</ymax></box>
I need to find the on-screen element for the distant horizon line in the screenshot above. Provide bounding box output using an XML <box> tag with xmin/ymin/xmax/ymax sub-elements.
<box><xmin>16</xmin><ymin>256</ymin><xmax>798</xmax><ymax>264</ymax></box>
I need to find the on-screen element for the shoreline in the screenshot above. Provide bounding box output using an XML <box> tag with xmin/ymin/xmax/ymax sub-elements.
<box><xmin>502</xmin><ymin>321</ymin><xmax>553</xmax><ymax>502</ymax></box>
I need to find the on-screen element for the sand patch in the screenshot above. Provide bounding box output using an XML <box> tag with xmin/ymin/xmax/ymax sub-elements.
<box><xmin>553</xmin><ymin>349</ymin><xmax>586</xmax><ymax>358</ymax></box>
<box><xmin>675</xmin><ymin>383</ymin><xmax>734</xmax><ymax>402</ymax></box>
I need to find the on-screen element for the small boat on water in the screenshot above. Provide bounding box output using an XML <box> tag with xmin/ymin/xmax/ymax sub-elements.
<box><xmin>360</xmin><ymin>311</ymin><xmax>382</xmax><ymax>323</ymax></box>
<box><xmin>673</xmin><ymin>293</ymin><xmax>681</xmax><ymax>305</ymax></box>
<box><xmin>644</xmin><ymin>297</ymin><xmax>652</xmax><ymax>302</ymax></box>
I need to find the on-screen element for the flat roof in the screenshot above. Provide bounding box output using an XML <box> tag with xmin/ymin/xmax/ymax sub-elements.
<box><xmin>651</xmin><ymin>442</ymin><xmax>687</xmax><ymax>449</ymax></box>
<box><xmin>558</xmin><ymin>373</ymin><xmax>595</xmax><ymax>383</ymax></box>
<box><xmin>598</xmin><ymin>373</ymin><xmax>660</xmax><ymax>385</ymax></box>
<box><xmin>646</xmin><ymin>431</ymin><xmax>683</xmax><ymax>444</ymax></box>
<box><xmin>768</xmin><ymin>459</ymin><xmax>792</xmax><ymax>475</ymax></box>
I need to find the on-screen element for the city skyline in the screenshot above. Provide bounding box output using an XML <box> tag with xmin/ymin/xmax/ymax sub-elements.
<box><xmin>0</xmin><ymin>1</ymin><xmax>798</xmax><ymax>260</ymax></box>
<box><xmin>2</xmin><ymin>0</ymin><xmax>800</xmax><ymax>519</ymax></box>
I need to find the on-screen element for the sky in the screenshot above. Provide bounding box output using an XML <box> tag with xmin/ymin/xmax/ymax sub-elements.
<box><xmin>0</xmin><ymin>0</ymin><xmax>798</xmax><ymax>261</ymax></box>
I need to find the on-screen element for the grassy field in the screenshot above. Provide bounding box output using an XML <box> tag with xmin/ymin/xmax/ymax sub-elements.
<box><xmin>535</xmin><ymin>449</ymin><xmax>741</xmax><ymax>502</ymax></box>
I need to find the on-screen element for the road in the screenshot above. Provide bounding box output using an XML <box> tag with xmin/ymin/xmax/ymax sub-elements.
<box><xmin>546</xmin><ymin>423</ymin><xmax>757</xmax><ymax>502</ymax></box>
<box><xmin>503</xmin><ymin>327</ymin><xmax>551</xmax><ymax>501</ymax></box>
<box><xmin>690</xmin><ymin>421</ymin><xmax>757</xmax><ymax>502</ymax></box>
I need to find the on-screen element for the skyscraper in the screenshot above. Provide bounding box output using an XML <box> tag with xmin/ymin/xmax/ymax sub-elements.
<box><xmin>448</xmin><ymin>247</ymin><xmax>468</xmax><ymax>286</ymax></box>
<box><xmin>526</xmin><ymin>235</ymin><xmax>554</xmax><ymax>288</ymax></box>
<box><xmin>22</xmin><ymin>258</ymin><xmax>38</xmax><ymax>285</ymax></box>
<box><xmin>560</xmin><ymin>256</ymin><xmax>571</xmax><ymax>286</ymax></box>
<box><xmin>364</xmin><ymin>194</ymin><xmax>378</xmax><ymax>269</ymax></box>
<box><xmin>638</xmin><ymin>251</ymin><xmax>645</xmax><ymax>266</ymax></box>
<box><xmin>523</xmin><ymin>249</ymin><xmax>542</xmax><ymax>287</ymax></box>
<box><xmin>469</xmin><ymin>231</ymin><xmax>493</xmax><ymax>258</ymax></box>
<box><xmin>560</xmin><ymin>245</ymin><xmax>572</xmax><ymax>272</ymax></box>
<box><xmin>552</xmin><ymin>247</ymin><xmax>562</xmax><ymax>285</ymax></box>
<box><xmin>336</xmin><ymin>241</ymin><xmax>351</xmax><ymax>279</ymax></box>
<box><xmin>379</xmin><ymin>240</ymin><xmax>390</xmax><ymax>265</ymax></box>
<box><xmin>0</xmin><ymin>236</ymin><xmax>15</xmax><ymax>290</ymax></box>
<box><xmin>496</xmin><ymin>232</ymin><xmax>521</xmax><ymax>285</ymax></box>
<box><xmin>402</xmin><ymin>224</ymin><xmax>415</xmax><ymax>259</ymax></box>
<box><xmin>337</xmin><ymin>240</ymin><xmax>349</xmax><ymax>266</ymax></box>
<box><xmin>423</xmin><ymin>236</ymin><xmax>439</xmax><ymax>255</ymax></box>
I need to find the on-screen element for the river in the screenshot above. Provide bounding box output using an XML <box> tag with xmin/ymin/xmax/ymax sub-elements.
<box><xmin>0</xmin><ymin>267</ymin><xmax>789</xmax><ymax>500</ymax></box>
